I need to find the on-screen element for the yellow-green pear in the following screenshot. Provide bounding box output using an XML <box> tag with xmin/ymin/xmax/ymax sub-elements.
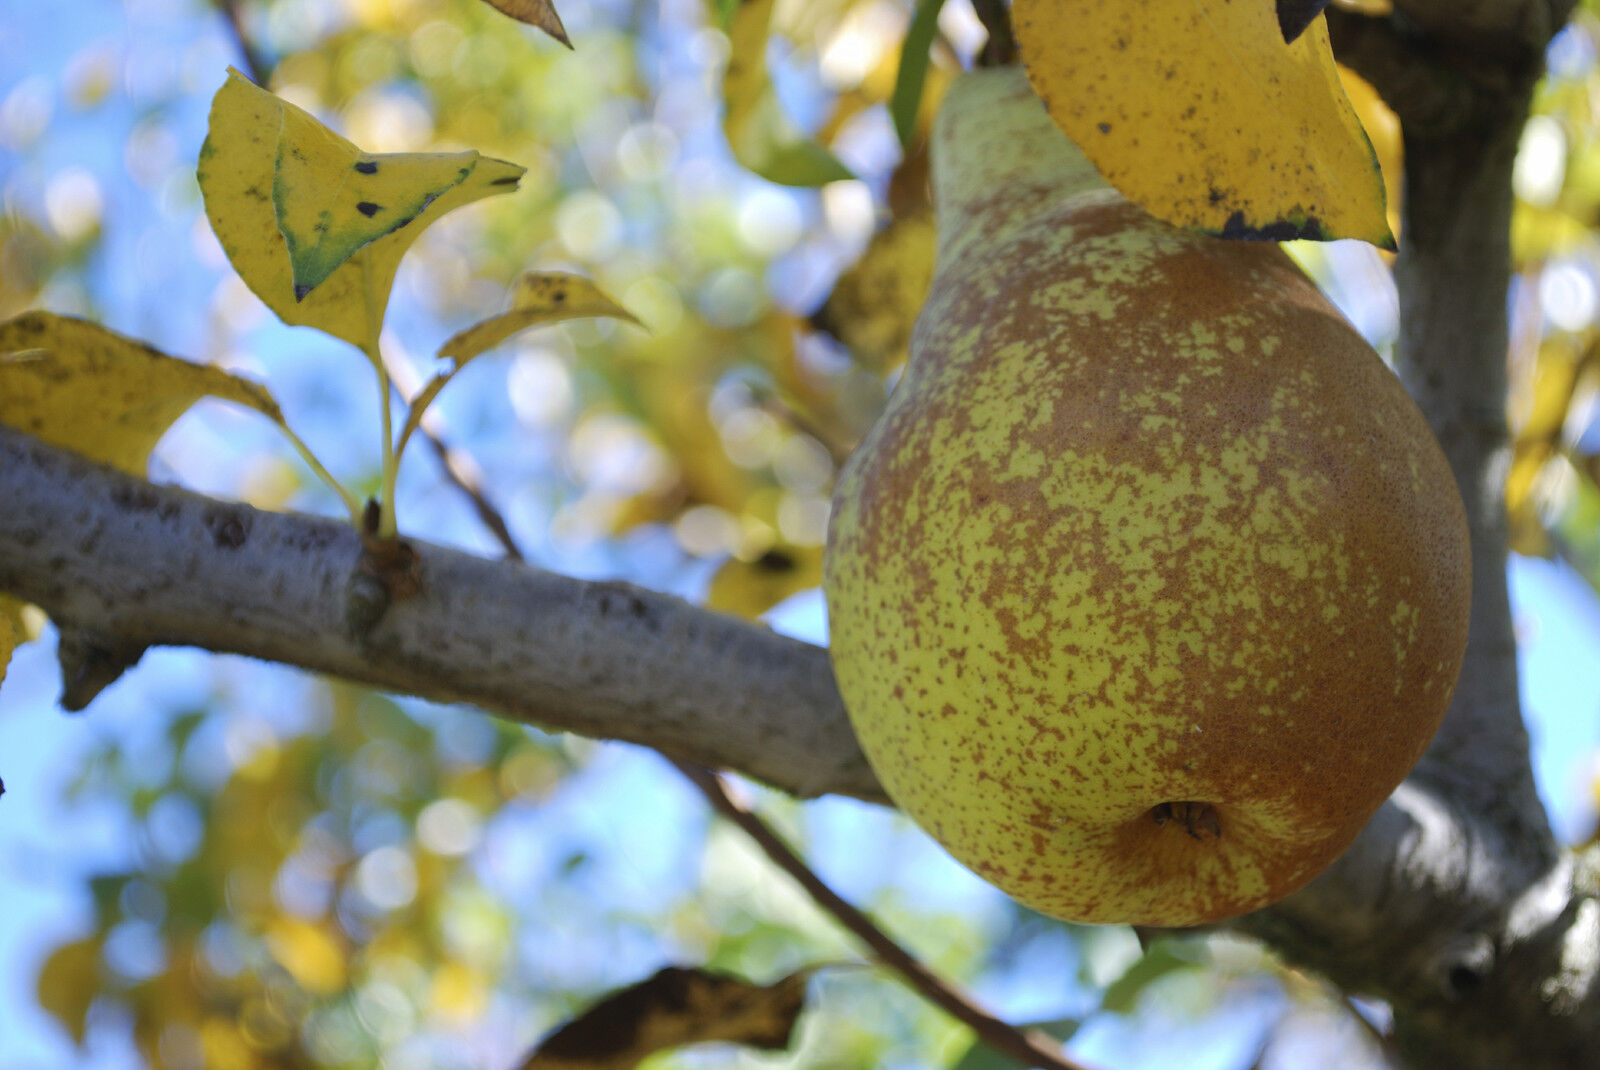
<box><xmin>823</xmin><ymin>68</ymin><xmax>1471</xmax><ymax>926</ymax></box>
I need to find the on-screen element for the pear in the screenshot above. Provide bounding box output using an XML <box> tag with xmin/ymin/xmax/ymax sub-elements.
<box><xmin>823</xmin><ymin>68</ymin><xmax>1471</xmax><ymax>926</ymax></box>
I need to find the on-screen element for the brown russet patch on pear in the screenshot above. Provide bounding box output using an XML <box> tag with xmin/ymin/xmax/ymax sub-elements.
<box><xmin>826</xmin><ymin>68</ymin><xmax>1469</xmax><ymax>926</ymax></box>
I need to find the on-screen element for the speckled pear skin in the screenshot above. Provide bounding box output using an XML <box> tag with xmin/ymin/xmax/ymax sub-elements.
<box><xmin>823</xmin><ymin>69</ymin><xmax>1471</xmax><ymax>926</ymax></box>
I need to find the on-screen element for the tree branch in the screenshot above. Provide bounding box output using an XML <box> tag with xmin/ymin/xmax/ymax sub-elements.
<box><xmin>0</xmin><ymin>425</ymin><xmax>877</xmax><ymax>802</ymax></box>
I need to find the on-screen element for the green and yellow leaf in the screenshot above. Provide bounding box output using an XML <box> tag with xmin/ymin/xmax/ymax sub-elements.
<box><xmin>0</xmin><ymin>311</ymin><xmax>283</xmax><ymax>475</ymax></box>
<box><xmin>477</xmin><ymin>0</ymin><xmax>572</xmax><ymax>47</ymax></box>
<box><xmin>722</xmin><ymin>0</ymin><xmax>855</xmax><ymax>187</ymax></box>
<box><xmin>1013</xmin><ymin>0</ymin><xmax>1392</xmax><ymax>247</ymax></box>
<box><xmin>440</xmin><ymin>272</ymin><xmax>642</xmax><ymax>365</ymax></box>
<box><xmin>198</xmin><ymin>69</ymin><xmax>525</xmax><ymax>356</ymax></box>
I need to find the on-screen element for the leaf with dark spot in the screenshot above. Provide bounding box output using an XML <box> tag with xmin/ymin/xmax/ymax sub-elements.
<box><xmin>1276</xmin><ymin>0</ymin><xmax>1331</xmax><ymax>45</ymax></box>
<box><xmin>356</xmin><ymin>201</ymin><xmax>381</xmax><ymax>217</ymax></box>
<box><xmin>516</xmin><ymin>966</ymin><xmax>809</xmax><ymax>1069</ymax></box>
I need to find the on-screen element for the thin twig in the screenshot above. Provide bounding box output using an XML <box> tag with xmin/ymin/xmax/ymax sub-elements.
<box><xmin>672</xmin><ymin>761</ymin><xmax>1095</xmax><ymax>1070</ymax></box>
<box><xmin>972</xmin><ymin>0</ymin><xmax>1018</xmax><ymax>67</ymax></box>
<box><xmin>211</xmin><ymin>0</ymin><xmax>273</xmax><ymax>84</ymax></box>
<box><xmin>382</xmin><ymin>351</ymin><xmax>525</xmax><ymax>562</ymax></box>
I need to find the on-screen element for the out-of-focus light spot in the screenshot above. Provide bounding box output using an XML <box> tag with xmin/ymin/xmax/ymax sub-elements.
<box><xmin>1547</xmin><ymin>23</ymin><xmax>1597</xmax><ymax>80</ymax></box>
<box><xmin>823</xmin><ymin>179</ymin><xmax>876</xmax><ymax>248</ymax></box>
<box><xmin>409</xmin><ymin>19</ymin><xmax>464</xmax><ymax>79</ymax></box>
<box><xmin>125</xmin><ymin>117</ymin><xmax>179</xmax><ymax>190</ymax></box>
<box><xmin>64</xmin><ymin>41</ymin><xmax>120</xmax><ymax>109</ymax></box>
<box><xmin>104</xmin><ymin>919</ymin><xmax>167</xmax><ymax>981</ymax></box>
<box><xmin>0</xmin><ymin>76</ymin><xmax>53</xmax><ymax>151</ymax></box>
<box><xmin>356</xmin><ymin>845</ymin><xmax>418</xmax><ymax>910</ymax></box>
<box><xmin>773</xmin><ymin>433</ymin><xmax>833</xmax><ymax>492</ymax></box>
<box><xmin>145</xmin><ymin>792</ymin><xmax>204</xmax><ymax>865</ymax></box>
<box><xmin>719</xmin><ymin>406</ymin><xmax>781</xmax><ymax>468</ymax></box>
<box><xmin>417</xmin><ymin>797</ymin><xmax>482</xmax><ymax>856</ymax></box>
<box><xmin>819</xmin><ymin>2</ymin><xmax>904</xmax><ymax>89</ymax></box>
<box><xmin>44</xmin><ymin>168</ymin><xmax>104</xmax><ymax>242</ymax></box>
<box><xmin>1540</xmin><ymin>261</ymin><xmax>1597</xmax><ymax>332</ymax></box>
<box><xmin>675</xmin><ymin>504</ymin><xmax>741</xmax><ymax>556</ymax></box>
<box><xmin>688</xmin><ymin>26</ymin><xmax>731</xmax><ymax>72</ymax></box>
<box><xmin>224</xmin><ymin>716</ymin><xmax>280</xmax><ymax>778</ymax></box>
<box><xmin>556</xmin><ymin>189</ymin><xmax>625</xmax><ymax>260</ymax></box>
<box><xmin>778</xmin><ymin>492</ymin><xmax>830</xmax><ymax>544</ymax></box>
<box><xmin>700</xmin><ymin>266</ymin><xmax>765</xmax><ymax>328</ymax></box>
<box><xmin>624</xmin><ymin>275</ymin><xmax>685</xmax><ymax>334</ymax></box>
<box><xmin>939</xmin><ymin>0</ymin><xmax>989</xmax><ymax>59</ymax></box>
<box><xmin>617</xmin><ymin>121</ymin><xmax>680</xmax><ymax>183</ymax></box>
<box><xmin>199</xmin><ymin>922</ymin><xmax>248</xmax><ymax>979</ymax></box>
<box><xmin>355</xmin><ymin>979</ymin><xmax>416</xmax><ymax>1045</ymax></box>
<box><xmin>304</xmin><ymin>1005</ymin><xmax>366</xmax><ymax>1065</ymax></box>
<box><xmin>498</xmin><ymin>743</ymin><xmax>561</xmax><ymax>799</ymax></box>
<box><xmin>1514</xmin><ymin>115</ymin><xmax>1567</xmax><ymax>207</ymax></box>
<box><xmin>569</xmin><ymin>413</ymin><xmax>672</xmax><ymax>494</ymax></box>
<box><xmin>737</xmin><ymin>186</ymin><xmax>803</xmax><ymax>256</ymax></box>
<box><xmin>508</xmin><ymin>347</ymin><xmax>575</xmax><ymax>426</ymax></box>
<box><xmin>345</xmin><ymin>88</ymin><xmax>433</xmax><ymax>152</ymax></box>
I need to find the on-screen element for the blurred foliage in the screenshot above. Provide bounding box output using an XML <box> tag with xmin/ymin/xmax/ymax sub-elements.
<box><xmin>3</xmin><ymin>0</ymin><xmax>1598</xmax><ymax>1069</ymax></box>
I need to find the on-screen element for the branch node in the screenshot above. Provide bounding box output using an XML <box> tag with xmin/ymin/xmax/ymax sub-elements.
<box><xmin>56</xmin><ymin>624</ymin><xmax>147</xmax><ymax>711</ymax></box>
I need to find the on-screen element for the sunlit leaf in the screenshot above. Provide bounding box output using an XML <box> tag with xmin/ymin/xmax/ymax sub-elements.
<box><xmin>1013</xmin><ymin>0</ymin><xmax>1392</xmax><ymax>246</ymax></box>
<box><xmin>198</xmin><ymin>69</ymin><xmax>525</xmax><ymax>356</ymax></box>
<box><xmin>0</xmin><ymin>311</ymin><xmax>283</xmax><ymax>475</ymax></box>
<box><xmin>440</xmin><ymin>272</ymin><xmax>642</xmax><ymax>364</ymax></box>
<box><xmin>890</xmin><ymin>0</ymin><xmax>948</xmax><ymax>149</ymax></box>
<box><xmin>707</xmin><ymin>544</ymin><xmax>823</xmax><ymax>620</ymax></box>
<box><xmin>37</xmin><ymin>937</ymin><xmax>103</xmax><ymax>1045</ymax></box>
<box><xmin>722</xmin><ymin>0</ymin><xmax>855</xmax><ymax>187</ymax></box>
<box><xmin>814</xmin><ymin>209</ymin><xmax>936</xmax><ymax>374</ymax></box>
<box><xmin>517</xmin><ymin>966</ymin><xmax>808</xmax><ymax>1069</ymax></box>
<box><xmin>477</xmin><ymin>0</ymin><xmax>573</xmax><ymax>47</ymax></box>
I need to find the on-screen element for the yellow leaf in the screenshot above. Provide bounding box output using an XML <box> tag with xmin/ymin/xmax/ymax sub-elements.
<box><xmin>723</xmin><ymin>0</ymin><xmax>855</xmax><ymax>187</ymax></box>
<box><xmin>198</xmin><ymin>69</ymin><xmax>525</xmax><ymax>356</ymax></box>
<box><xmin>815</xmin><ymin>209</ymin><xmax>936</xmax><ymax>375</ymax></box>
<box><xmin>518</xmin><ymin>966</ymin><xmax>808</xmax><ymax>1070</ymax></box>
<box><xmin>1014</xmin><ymin>0</ymin><xmax>1392</xmax><ymax>247</ymax></box>
<box><xmin>36</xmin><ymin>937</ymin><xmax>102</xmax><ymax>1045</ymax></box>
<box><xmin>397</xmin><ymin>273</ymin><xmax>641</xmax><ymax>462</ymax></box>
<box><xmin>265</xmin><ymin>917</ymin><xmax>347</xmax><ymax>996</ymax></box>
<box><xmin>706</xmin><ymin>544</ymin><xmax>823</xmax><ymax>620</ymax></box>
<box><xmin>477</xmin><ymin>0</ymin><xmax>572</xmax><ymax>47</ymax></box>
<box><xmin>0</xmin><ymin>311</ymin><xmax>284</xmax><ymax>475</ymax></box>
<box><xmin>440</xmin><ymin>272</ymin><xmax>643</xmax><ymax>364</ymax></box>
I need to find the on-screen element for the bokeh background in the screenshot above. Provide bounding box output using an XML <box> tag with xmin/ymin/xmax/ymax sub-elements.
<box><xmin>3</xmin><ymin>1</ymin><xmax>1600</xmax><ymax>1067</ymax></box>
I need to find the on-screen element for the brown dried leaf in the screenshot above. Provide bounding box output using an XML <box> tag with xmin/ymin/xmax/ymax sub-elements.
<box><xmin>478</xmin><ymin>0</ymin><xmax>573</xmax><ymax>48</ymax></box>
<box><xmin>517</xmin><ymin>966</ymin><xmax>808</xmax><ymax>1070</ymax></box>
